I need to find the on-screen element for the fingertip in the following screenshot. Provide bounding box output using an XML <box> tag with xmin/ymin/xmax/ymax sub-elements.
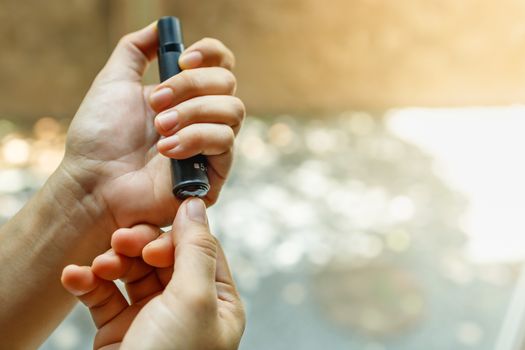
<box><xmin>179</xmin><ymin>50</ymin><xmax>204</xmax><ymax>69</ymax></box>
<box><xmin>91</xmin><ymin>255</ymin><xmax>111</xmax><ymax>279</ymax></box>
<box><xmin>111</xmin><ymin>225</ymin><xmax>160</xmax><ymax>257</ymax></box>
<box><xmin>143</xmin><ymin>238</ymin><xmax>175</xmax><ymax>268</ymax></box>
<box><xmin>154</xmin><ymin>116</ymin><xmax>169</xmax><ymax>136</ymax></box>
<box><xmin>158</xmin><ymin>123</ymin><xmax>235</xmax><ymax>160</ymax></box>
<box><xmin>110</xmin><ymin>228</ymin><xmax>128</xmax><ymax>249</ymax></box>
<box><xmin>185</xmin><ymin>197</ymin><xmax>208</xmax><ymax>225</ymax></box>
<box><xmin>149</xmin><ymin>87</ymin><xmax>174</xmax><ymax>112</ymax></box>
<box><xmin>184</xmin><ymin>37</ymin><xmax>235</xmax><ymax>70</ymax></box>
<box><xmin>61</xmin><ymin>264</ymin><xmax>79</xmax><ymax>284</ymax></box>
<box><xmin>173</xmin><ymin>198</ymin><xmax>203</xmax><ymax>229</ymax></box>
<box><xmin>62</xmin><ymin>263</ymin><xmax>79</xmax><ymax>274</ymax></box>
<box><xmin>154</xmin><ymin>110</ymin><xmax>179</xmax><ymax>136</ymax></box>
<box><xmin>92</xmin><ymin>251</ymin><xmax>132</xmax><ymax>281</ymax></box>
<box><xmin>92</xmin><ymin>250</ymin><xmax>116</xmax><ymax>267</ymax></box>
<box><xmin>61</xmin><ymin>265</ymin><xmax>97</xmax><ymax>296</ymax></box>
<box><xmin>157</xmin><ymin>134</ymin><xmax>180</xmax><ymax>151</ymax></box>
<box><xmin>157</xmin><ymin>135</ymin><xmax>185</xmax><ymax>159</ymax></box>
<box><xmin>111</xmin><ymin>228</ymin><xmax>140</xmax><ymax>257</ymax></box>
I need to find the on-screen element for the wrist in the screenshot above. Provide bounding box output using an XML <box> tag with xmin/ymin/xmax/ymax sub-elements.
<box><xmin>45</xmin><ymin>159</ymin><xmax>116</xmax><ymax>239</ymax></box>
<box><xmin>0</xmin><ymin>158</ymin><xmax>118</xmax><ymax>348</ymax></box>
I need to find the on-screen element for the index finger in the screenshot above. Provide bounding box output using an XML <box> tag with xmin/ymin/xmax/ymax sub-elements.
<box><xmin>179</xmin><ymin>37</ymin><xmax>235</xmax><ymax>70</ymax></box>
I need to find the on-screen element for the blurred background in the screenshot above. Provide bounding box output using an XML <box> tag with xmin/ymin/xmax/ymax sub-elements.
<box><xmin>2</xmin><ymin>0</ymin><xmax>525</xmax><ymax>349</ymax></box>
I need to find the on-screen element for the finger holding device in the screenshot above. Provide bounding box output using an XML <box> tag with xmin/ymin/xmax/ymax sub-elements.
<box><xmin>157</xmin><ymin>16</ymin><xmax>210</xmax><ymax>199</ymax></box>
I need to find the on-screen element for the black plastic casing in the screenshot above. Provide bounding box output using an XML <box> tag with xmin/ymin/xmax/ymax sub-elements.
<box><xmin>157</xmin><ymin>16</ymin><xmax>210</xmax><ymax>199</ymax></box>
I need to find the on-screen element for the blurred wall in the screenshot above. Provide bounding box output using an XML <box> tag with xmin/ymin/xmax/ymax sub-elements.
<box><xmin>2</xmin><ymin>0</ymin><xmax>525</xmax><ymax>121</ymax></box>
<box><xmin>0</xmin><ymin>1</ymin><xmax>109</xmax><ymax>121</ymax></box>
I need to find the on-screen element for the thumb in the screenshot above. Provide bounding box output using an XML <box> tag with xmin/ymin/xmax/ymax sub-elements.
<box><xmin>98</xmin><ymin>22</ymin><xmax>158</xmax><ymax>82</ymax></box>
<box><xmin>167</xmin><ymin>198</ymin><xmax>218</xmax><ymax>301</ymax></box>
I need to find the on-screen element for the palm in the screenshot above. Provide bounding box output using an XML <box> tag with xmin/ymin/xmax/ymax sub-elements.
<box><xmin>67</xmin><ymin>79</ymin><xmax>182</xmax><ymax>229</ymax></box>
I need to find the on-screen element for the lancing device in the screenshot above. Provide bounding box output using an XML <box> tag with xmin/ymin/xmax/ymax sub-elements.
<box><xmin>157</xmin><ymin>16</ymin><xmax>210</xmax><ymax>199</ymax></box>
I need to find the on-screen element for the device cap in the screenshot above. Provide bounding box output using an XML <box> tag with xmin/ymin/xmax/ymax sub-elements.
<box><xmin>158</xmin><ymin>16</ymin><xmax>182</xmax><ymax>45</ymax></box>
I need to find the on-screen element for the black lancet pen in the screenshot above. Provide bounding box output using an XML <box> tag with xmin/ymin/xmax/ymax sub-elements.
<box><xmin>157</xmin><ymin>16</ymin><xmax>210</xmax><ymax>199</ymax></box>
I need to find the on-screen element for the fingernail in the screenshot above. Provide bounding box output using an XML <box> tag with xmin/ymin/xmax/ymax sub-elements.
<box><xmin>179</xmin><ymin>51</ymin><xmax>203</xmax><ymax>69</ymax></box>
<box><xmin>66</xmin><ymin>287</ymin><xmax>86</xmax><ymax>297</ymax></box>
<box><xmin>186</xmin><ymin>198</ymin><xmax>208</xmax><ymax>224</ymax></box>
<box><xmin>144</xmin><ymin>239</ymin><xmax>159</xmax><ymax>251</ymax></box>
<box><xmin>157</xmin><ymin>134</ymin><xmax>180</xmax><ymax>152</ymax></box>
<box><xmin>156</xmin><ymin>110</ymin><xmax>179</xmax><ymax>132</ymax></box>
<box><xmin>149</xmin><ymin>87</ymin><xmax>174</xmax><ymax>109</ymax></box>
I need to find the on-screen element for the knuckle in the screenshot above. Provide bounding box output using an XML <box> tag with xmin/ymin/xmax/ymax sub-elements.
<box><xmin>188</xmin><ymin>231</ymin><xmax>218</xmax><ymax>260</ymax></box>
<box><xmin>178</xmin><ymin>70</ymin><xmax>200</xmax><ymax>92</ymax></box>
<box><xmin>202</xmin><ymin>37</ymin><xmax>223</xmax><ymax>49</ymax></box>
<box><xmin>118</xmin><ymin>34</ymin><xmax>132</xmax><ymax>47</ymax></box>
<box><xmin>193</xmin><ymin>100</ymin><xmax>207</xmax><ymax>118</ymax></box>
<box><xmin>182</xmin><ymin>127</ymin><xmax>206</xmax><ymax>150</ymax></box>
<box><xmin>117</xmin><ymin>34</ymin><xmax>137</xmax><ymax>54</ymax></box>
<box><xmin>201</xmin><ymin>37</ymin><xmax>235</xmax><ymax>69</ymax></box>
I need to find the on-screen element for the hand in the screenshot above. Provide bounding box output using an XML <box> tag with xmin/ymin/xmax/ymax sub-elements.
<box><xmin>59</xmin><ymin>22</ymin><xmax>245</xmax><ymax>234</ymax></box>
<box><xmin>61</xmin><ymin>199</ymin><xmax>245</xmax><ymax>350</ymax></box>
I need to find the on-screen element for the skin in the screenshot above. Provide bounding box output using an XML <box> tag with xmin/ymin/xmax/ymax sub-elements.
<box><xmin>0</xmin><ymin>22</ymin><xmax>244</xmax><ymax>349</ymax></box>
<box><xmin>61</xmin><ymin>198</ymin><xmax>245</xmax><ymax>350</ymax></box>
